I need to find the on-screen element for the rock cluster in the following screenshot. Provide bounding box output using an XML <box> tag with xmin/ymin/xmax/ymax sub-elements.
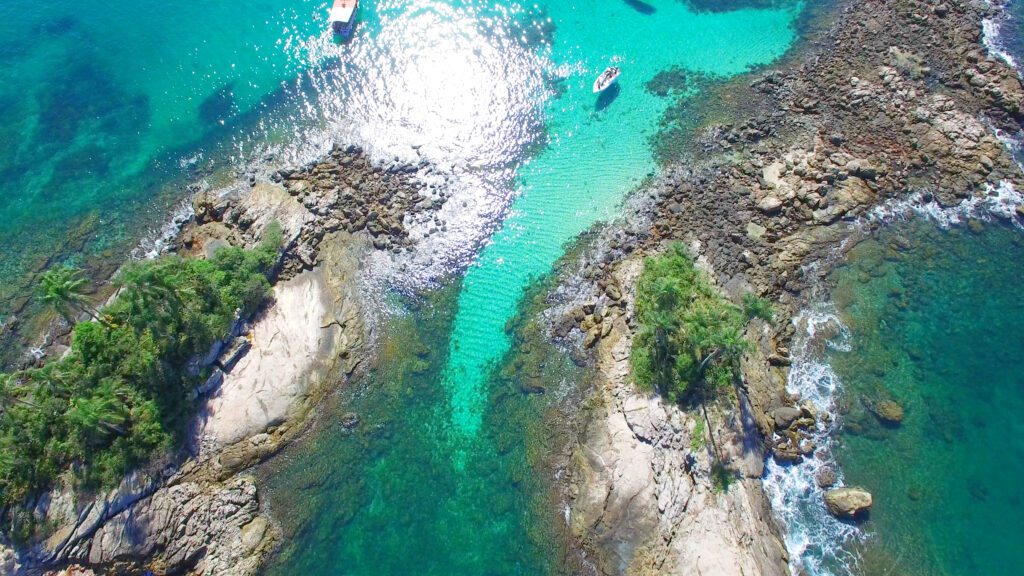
<box><xmin>562</xmin><ymin>280</ymin><xmax>628</xmax><ymax>349</ymax></box>
<box><xmin>769</xmin><ymin>402</ymin><xmax>821</xmax><ymax>464</ymax></box>
<box><xmin>270</xmin><ymin>144</ymin><xmax>434</xmax><ymax>252</ymax></box>
<box><xmin>181</xmin><ymin>143</ymin><xmax>441</xmax><ymax>278</ymax></box>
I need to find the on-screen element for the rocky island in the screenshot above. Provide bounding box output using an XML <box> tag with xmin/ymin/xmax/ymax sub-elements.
<box><xmin>1</xmin><ymin>0</ymin><xmax>1022</xmax><ymax>575</ymax></box>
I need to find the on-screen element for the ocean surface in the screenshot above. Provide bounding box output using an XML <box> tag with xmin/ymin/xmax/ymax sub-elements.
<box><xmin>20</xmin><ymin>0</ymin><xmax>997</xmax><ymax>574</ymax></box>
<box><xmin>254</xmin><ymin>1</ymin><xmax>806</xmax><ymax>574</ymax></box>
<box><xmin>763</xmin><ymin>5</ymin><xmax>1024</xmax><ymax>575</ymax></box>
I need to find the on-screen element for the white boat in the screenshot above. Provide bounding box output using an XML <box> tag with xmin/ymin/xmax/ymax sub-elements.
<box><xmin>593</xmin><ymin>66</ymin><xmax>621</xmax><ymax>93</ymax></box>
<box><xmin>330</xmin><ymin>0</ymin><xmax>359</xmax><ymax>37</ymax></box>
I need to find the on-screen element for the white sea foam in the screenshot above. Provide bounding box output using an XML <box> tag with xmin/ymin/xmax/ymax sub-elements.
<box><xmin>763</xmin><ymin>308</ymin><xmax>860</xmax><ymax>576</ymax></box>
<box><xmin>133</xmin><ymin>197</ymin><xmax>196</xmax><ymax>260</ymax></box>
<box><xmin>983</xmin><ymin>14</ymin><xmax>1017</xmax><ymax>71</ymax></box>
<box><xmin>865</xmin><ymin>180</ymin><xmax>1024</xmax><ymax>230</ymax></box>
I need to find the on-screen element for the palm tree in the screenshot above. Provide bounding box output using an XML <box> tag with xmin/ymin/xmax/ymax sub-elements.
<box><xmin>0</xmin><ymin>373</ymin><xmax>40</xmax><ymax>416</ymax></box>
<box><xmin>113</xmin><ymin>259</ymin><xmax>187</xmax><ymax>335</ymax></box>
<box><xmin>37</xmin><ymin>265</ymin><xmax>105</xmax><ymax>324</ymax></box>
<box><xmin>68</xmin><ymin>381</ymin><xmax>129</xmax><ymax>441</ymax></box>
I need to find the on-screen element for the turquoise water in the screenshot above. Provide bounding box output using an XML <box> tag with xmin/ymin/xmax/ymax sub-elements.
<box><xmin>258</xmin><ymin>1</ymin><xmax>804</xmax><ymax>574</ymax></box>
<box><xmin>824</xmin><ymin>217</ymin><xmax>1024</xmax><ymax>575</ymax></box>
<box><xmin>443</xmin><ymin>0</ymin><xmax>802</xmax><ymax>438</ymax></box>
<box><xmin>0</xmin><ymin>0</ymin><xmax>324</xmax><ymax>351</ymax></box>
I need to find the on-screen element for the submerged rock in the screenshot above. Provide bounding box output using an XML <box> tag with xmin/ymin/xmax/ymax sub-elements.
<box><xmin>824</xmin><ymin>486</ymin><xmax>873</xmax><ymax>519</ymax></box>
<box><xmin>815</xmin><ymin>467</ymin><xmax>837</xmax><ymax>489</ymax></box>
<box><xmin>870</xmin><ymin>399</ymin><xmax>904</xmax><ymax>425</ymax></box>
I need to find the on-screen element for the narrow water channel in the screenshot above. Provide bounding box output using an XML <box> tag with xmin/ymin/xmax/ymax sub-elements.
<box><xmin>260</xmin><ymin>1</ymin><xmax>805</xmax><ymax>574</ymax></box>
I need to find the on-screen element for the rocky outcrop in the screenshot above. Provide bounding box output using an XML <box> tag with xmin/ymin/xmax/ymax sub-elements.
<box><xmin>194</xmin><ymin>231</ymin><xmax>366</xmax><ymax>451</ymax></box>
<box><xmin>28</xmin><ymin>470</ymin><xmax>277</xmax><ymax>576</ymax></box>
<box><xmin>4</xmin><ymin>145</ymin><xmax>426</xmax><ymax>576</ymax></box>
<box><xmin>823</xmin><ymin>487</ymin><xmax>873</xmax><ymax>519</ymax></box>
<box><xmin>568</xmin><ymin>258</ymin><xmax>790</xmax><ymax>576</ymax></box>
<box><xmin>182</xmin><ymin>144</ymin><xmax>441</xmax><ymax>278</ymax></box>
<box><xmin>561</xmin><ymin>0</ymin><xmax>1024</xmax><ymax>571</ymax></box>
<box><xmin>42</xmin><ymin>566</ymin><xmax>96</xmax><ymax>576</ymax></box>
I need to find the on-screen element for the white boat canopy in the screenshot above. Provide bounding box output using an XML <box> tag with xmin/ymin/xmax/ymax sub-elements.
<box><xmin>330</xmin><ymin>0</ymin><xmax>357</xmax><ymax>23</ymax></box>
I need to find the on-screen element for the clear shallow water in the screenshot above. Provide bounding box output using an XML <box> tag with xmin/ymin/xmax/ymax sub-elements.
<box><xmin>260</xmin><ymin>283</ymin><xmax>587</xmax><ymax>575</ymax></box>
<box><xmin>826</xmin><ymin>217</ymin><xmax>1024</xmax><ymax>575</ymax></box>
<box><xmin>766</xmin><ymin>204</ymin><xmax>1024</xmax><ymax>576</ymax></box>
<box><xmin>442</xmin><ymin>0</ymin><xmax>803</xmax><ymax>438</ymax></box>
<box><xmin>258</xmin><ymin>0</ymin><xmax>805</xmax><ymax>573</ymax></box>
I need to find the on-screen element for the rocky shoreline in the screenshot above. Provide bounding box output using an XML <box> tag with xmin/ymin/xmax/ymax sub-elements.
<box><xmin>4</xmin><ymin>1</ymin><xmax>1024</xmax><ymax>575</ymax></box>
<box><xmin>540</xmin><ymin>0</ymin><xmax>1024</xmax><ymax>574</ymax></box>
<box><xmin>0</xmin><ymin>144</ymin><xmax>446</xmax><ymax>576</ymax></box>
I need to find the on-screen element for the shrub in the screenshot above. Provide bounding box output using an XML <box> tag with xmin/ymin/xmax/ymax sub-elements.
<box><xmin>741</xmin><ymin>293</ymin><xmax>775</xmax><ymax>323</ymax></box>
<box><xmin>631</xmin><ymin>243</ymin><xmax>748</xmax><ymax>403</ymax></box>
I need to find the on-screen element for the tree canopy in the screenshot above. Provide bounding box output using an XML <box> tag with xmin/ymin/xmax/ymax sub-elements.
<box><xmin>0</xmin><ymin>228</ymin><xmax>281</xmax><ymax>538</ymax></box>
<box><xmin>631</xmin><ymin>243</ymin><xmax>767</xmax><ymax>403</ymax></box>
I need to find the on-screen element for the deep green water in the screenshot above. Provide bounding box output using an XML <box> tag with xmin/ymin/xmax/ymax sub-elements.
<box><xmin>825</xmin><ymin>216</ymin><xmax>1024</xmax><ymax>575</ymax></box>
<box><xmin>260</xmin><ymin>280</ymin><xmax>590</xmax><ymax>574</ymax></box>
<box><xmin>257</xmin><ymin>1</ymin><xmax>804</xmax><ymax>574</ymax></box>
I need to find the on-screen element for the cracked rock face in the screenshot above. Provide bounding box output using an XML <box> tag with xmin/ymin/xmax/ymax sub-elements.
<box><xmin>38</xmin><ymin>475</ymin><xmax>276</xmax><ymax>576</ymax></box>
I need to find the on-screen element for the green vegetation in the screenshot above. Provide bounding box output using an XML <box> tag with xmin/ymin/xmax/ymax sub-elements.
<box><xmin>631</xmin><ymin>242</ymin><xmax>750</xmax><ymax>403</ymax></box>
<box><xmin>690</xmin><ymin>417</ymin><xmax>706</xmax><ymax>452</ymax></box>
<box><xmin>710</xmin><ymin>461</ymin><xmax>734</xmax><ymax>494</ymax></box>
<box><xmin>631</xmin><ymin>243</ymin><xmax>770</xmax><ymax>489</ymax></box>
<box><xmin>742</xmin><ymin>293</ymin><xmax>775</xmax><ymax>323</ymax></box>
<box><xmin>0</xmin><ymin>226</ymin><xmax>281</xmax><ymax>533</ymax></box>
<box><xmin>888</xmin><ymin>46</ymin><xmax>929</xmax><ymax>79</ymax></box>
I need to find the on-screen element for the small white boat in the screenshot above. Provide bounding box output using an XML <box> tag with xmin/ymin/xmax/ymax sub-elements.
<box><xmin>593</xmin><ymin>66</ymin><xmax>621</xmax><ymax>93</ymax></box>
<box><xmin>330</xmin><ymin>0</ymin><xmax>359</xmax><ymax>37</ymax></box>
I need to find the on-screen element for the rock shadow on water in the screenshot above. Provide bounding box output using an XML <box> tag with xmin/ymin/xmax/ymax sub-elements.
<box><xmin>36</xmin><ymin>16</ymin><xmax>78</xmax><ymax>38</ymax></box>
<box><xmin>684</xmin><ymin>0</ymin><xmax>789</xmax><ymax>13</ymax></box>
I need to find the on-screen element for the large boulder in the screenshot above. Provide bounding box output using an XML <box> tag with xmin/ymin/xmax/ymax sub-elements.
<box><xmin>871</xmin><ymin>400</ymin><xmax>904</xmax><ymax>425</ymax></box>
<box><xmin>824</xmin><ymin>487</ymin><xmax>873</xmax><ymax>519</ymax></box>
<box><xmin>771</xmin><ymin>406</ymin><xmax>803</xmax><ymax>430</ymax></box>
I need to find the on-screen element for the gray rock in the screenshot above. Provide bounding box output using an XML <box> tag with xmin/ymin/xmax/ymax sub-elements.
<box><xmin>815</xmin><ymin>468</ymin><xmax>837</xmax><ymax>488</ymax></box>
<box><xmin>771</xmin><ymin>406</ymin><xmax>803</xmax><ymax>430</ymax></box>
<box><xmin>217</xmin><ymin>337</ymin><xmax>252</xmax><ymax>373</ymax></box>
<box><xmin>757</xmin><ymin>195</ymin><xmax>783</xmax><ymax>214</ymax></box>
<box><xmin>198</xmin><ymin>368</ymin><xmax>225</xmax><ymax>396</ymax></box>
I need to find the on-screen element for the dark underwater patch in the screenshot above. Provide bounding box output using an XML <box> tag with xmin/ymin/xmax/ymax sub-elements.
<box><xmin>623</xmin><ymin>0</ymin><xmax>656</xmax><ymax>15</ymax></box>
<box><xmin>36</xmin><ymin>16</ymin><xmax>78</xmax><ymax>37</ymax></box>
<box><xmin>199</xmin><ymin>82</ymin><xmax>237</xmax><ymax>125</ymax></box>
<box><xmin>683</xmin><ymin>0</ymin><xmax>786</xmax><ymax>13</ymax></box>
